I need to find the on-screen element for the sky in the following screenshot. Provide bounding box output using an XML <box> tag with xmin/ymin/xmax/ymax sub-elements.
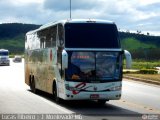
<box><xmin>0</xmin><ymin>0</ymin><xmax>160</xmax><ymax>36</ymax></box>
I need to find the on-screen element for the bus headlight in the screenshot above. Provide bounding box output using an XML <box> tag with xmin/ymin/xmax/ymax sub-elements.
<box><xmin>110</xmin><ymin>86</ymin><xmax>121</xmax><ymax>91</ymax></box>
<box><xmin>65</xmin><ymin>84</ymin><xmax>80</xmax><ymax>91</ymax></box>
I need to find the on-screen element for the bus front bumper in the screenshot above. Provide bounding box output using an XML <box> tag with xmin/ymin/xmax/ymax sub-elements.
<box><xmin>63</xmin><ymin>90</ymin><xmax>121</xmax><ymax>100</ymax></box>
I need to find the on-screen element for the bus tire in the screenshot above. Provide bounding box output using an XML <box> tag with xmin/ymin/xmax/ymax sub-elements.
<box><xmin>31</xmin><ymin>76</ymin><xmax>37</xmax><ymax>93</ymax></box>
<box><xmin>29</xmin><ymin>75</ymin><xmax>32</xmax><ymax>90</ymax></box>
<box><xmin>53</xmin><ymin>81</ymin><xmax>61</xmax><ymax>104</ymax></box>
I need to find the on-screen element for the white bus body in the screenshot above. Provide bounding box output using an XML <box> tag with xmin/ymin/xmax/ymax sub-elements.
<box><xmin>25</xmin><ymin>19</ymin><xmax>131</xmax><ymax>104</ymax></box>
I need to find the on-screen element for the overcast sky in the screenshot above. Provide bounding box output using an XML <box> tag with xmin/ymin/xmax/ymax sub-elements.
<box><xmin>0</xmin><ymin>0</ymin><xmax>160</xmax><ymax>35</ymax></box>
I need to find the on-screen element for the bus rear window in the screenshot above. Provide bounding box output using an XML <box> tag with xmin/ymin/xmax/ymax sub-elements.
<box><xmin>65</xmin><ymin>23</ymin><xmax>120</xmax><ymax>48</ymax></box>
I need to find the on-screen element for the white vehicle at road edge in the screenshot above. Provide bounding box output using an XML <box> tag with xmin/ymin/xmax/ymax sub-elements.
<box><xmin>0</xmin><ymin>49</ymin><xmax>10</xmax><ymax>66</ymax></box>
<box><xmin>13</xmin><ymin>55</ymin><xmax>22</xmax><ymax>62</ymax></box>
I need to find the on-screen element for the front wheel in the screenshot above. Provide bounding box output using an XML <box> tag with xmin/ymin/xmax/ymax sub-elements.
<box><xmin>30</xmin><ymin>76</ymin><xmax>37</xmax><ymax>93</ymax></box>
<box><xmin>53</xmin><ymin>83</ymin><xmax>61</xmax><ymax>103</ymax></box>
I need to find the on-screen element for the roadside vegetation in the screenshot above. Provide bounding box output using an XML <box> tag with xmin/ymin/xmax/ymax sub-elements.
<box><xmin>0</xmin><ymin>23</ymin><xmax>160</xmax><ymax>82</ymax></box>
<box><xmin>0</xmin><ymin>23</ymin><xmax>40</xmax><ymax>55</ymax></box>
<box><xmin>124</xmin><ymin>60</ymin><xmax>160</xmax><ymax>69</ymax></box>
<box><xmin>123</xmin><ymin>60</ymin><xmax>160</xmax><ymax>82</ymax></box>
<box><xmin>124</xmin><ymin>74</ymin><xmax>160</xmax><ymax>82</ymax></box>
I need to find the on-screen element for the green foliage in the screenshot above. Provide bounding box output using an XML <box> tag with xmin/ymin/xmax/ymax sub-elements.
<box><xmin>123</xmin><ymin>74</ymin><xmax>160</xmax><ymax>81</ymax></box>
<box><xmin>123</xmin><ymin>70</ymin><xmax>138</xmax><ymax>74</ymax></box>
<box><xmin>0</xmin><ymin>23</ymin><xmax>40</xmax><ymax>54</ymax></box>
<box><xmin>0</xmin><ymin>23</ymin><xmax>160</xmax><ymax>60</ymax></box>
<box><xmin>121</xmin><ymin>38</ymin><xmax>156</xmax><ymax>50</ymax></box>
<box><xmin>123</xmin><ymin>68</ymin><xmax>158</xmax><ymax>74</ymax></box>
<box><xmin>119</xmin><ymin>32</ymin><xmax>160</xmax><ymax>60</ymax></box>
<box><xmin>119</xmin><ymin>31</ymin><xmax>160</xmax><ymax>48</ymax></box>
<box><xmin>9</xmin><ymin>54</ymin><xmax>15</xmax><ymax>58</ymax></box>
<box><xmin>124</xmin><ymin>60</ymin><xmax>160</xmax><ymax>69</ymax></box>
<box><xmin>130</xmin><ymin>48</ymin><xmax>160</xmax><ymax>60</ymax></box>
<box><xmin>139</xmin><ymin>69</ymin><xmax>158</xmax><ymax>74</ymax></box>
<box><xmin>0</xmin><ymin>23</ymin><xmax>40</xmax><ymax>39</ymax></box>
<box><xmin>0</xmin><ymin>35</ymin><xmax>24</xmax><ymax>54</ymax></box>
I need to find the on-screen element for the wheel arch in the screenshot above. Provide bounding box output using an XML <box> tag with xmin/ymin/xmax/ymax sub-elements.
<box><xmin>52</xmin><ymin>78</ymin><xmax>60</xmax><ymax>97</ymax></box>
<box><xmin>52</xmin><ymin>79</ymin><xmax>57</xmax><ymax>93</ymax></box>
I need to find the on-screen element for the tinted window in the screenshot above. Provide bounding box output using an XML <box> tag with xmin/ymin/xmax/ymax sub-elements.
<box><xmin>0</xmin><ymin>52</ymin><xmax>8</xmax><ymax>56</ymax></box>
<box><xmin>58</xmin><ymin>24</ymin><xmax>64</xmax><ymax>46</ymax></box>
<box><xmin>37</xmin><ymin>26</ymin><xmax>57</xmax><ymax>48</ymax></box>
<box><xmin>65</xmin><ymin>23</ymin><xmax>119</xmax><ymax>48</ymax></box>
<box><xmin>96</xmin><ymin>52</ymin><xmax>119</xmax><ymax>79</ymax></box>
<box><xmin>65</xmin><ymin>51</ymin><xmax>121</xmax><ymax>81</ymax></box>
<box><xmin>66</xmin><ymin>52</ymin><xmax>95</xmax><ymax>80</ymax></box>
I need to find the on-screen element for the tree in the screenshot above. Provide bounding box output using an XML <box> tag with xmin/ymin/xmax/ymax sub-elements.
<box><xmin>137</xmin><ymin>30</ymin><xmax>141</xmax><ymax>34</ymax></box>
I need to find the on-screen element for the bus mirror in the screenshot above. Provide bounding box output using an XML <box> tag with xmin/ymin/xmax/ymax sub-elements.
<box><xmin>124</xmin><ymin>50</ymin><xmax>132</xmax><ymax>69</ymax></box>
<box><xmin>62</xmin><ymin>50</ymin><xmax>68</xmax><ymax>69</ymax></box>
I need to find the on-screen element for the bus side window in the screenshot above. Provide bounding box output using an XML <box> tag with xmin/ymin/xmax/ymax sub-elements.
<box><xmin>45</xmin><ymin>28</ymin><xmax>52</xmax><ymax>48</ymax></box>
<box><xmin>40</xmin><ymin>37</ymin><xmax>45</xmax><ymax>49</ymax></box>
<box><xmin>38</xmin><ymin>30</ymin><xmax>46</xmax><ymax>49</ymax></box>
<box><xmin>50</xmin><ymin>26</ymin><xmax>57</xmax><ymax>47</ymax></box>
<box><xmin>58</xmin><ymin>24</ymin><xmax>64</xmax><ymax>46</ymax></box>
<box><xmin>57</xmin><ymin>24</ymin><xmax>64</xmax><ymax>78</ymax></box>
<box><xmin>38</xmin><ymin>26</ymin><xmax>57</xmax><ymax>48</ymax></box>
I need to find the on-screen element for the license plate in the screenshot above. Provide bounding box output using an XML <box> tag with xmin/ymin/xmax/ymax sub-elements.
<box><xmin>90</xmin><ymin>94</ymin><xmax>99</xmax><ymax>99</ymax></box>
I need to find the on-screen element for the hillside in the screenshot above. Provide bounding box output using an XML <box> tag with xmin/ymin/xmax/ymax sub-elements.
<box><xmin>0</xmin><ymin>23</ymin><xmax>160</xmax><ymax>60</ymax></box>
<box><xmin>119</xmin><ymin>32</ymin><xmax>160</xmax><ymax>49</ymax></box>
<box><xmin>0</xmin><ymin>23</ymin><xmax>40</xmax><ymax>54</ymax></box>
<box><xmin>119</xmin><ymin>32</ymin><xmax>160</xmax><ymax>60</ymax></box>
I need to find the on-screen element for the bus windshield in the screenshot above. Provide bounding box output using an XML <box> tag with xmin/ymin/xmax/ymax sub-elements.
<box><xmin>65</xmin><ymin>23</ymin><xmax>119</xmax><ymax>48</ymax></box>
<box><xmin>65</xmin><ymin>51</ymin><xmax>121</xmax><ymax>81</ymax></box>
<box><xmin>0</xmin><ymin>51</ymin><xmax>8</xmax><ymax>56</ymax></box>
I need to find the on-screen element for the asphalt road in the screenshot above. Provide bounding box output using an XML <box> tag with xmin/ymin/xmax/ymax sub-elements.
<box><xmin>0</xmin><ymin>59</ymin><xmax>160</xmax><ymax>120</ymax></box>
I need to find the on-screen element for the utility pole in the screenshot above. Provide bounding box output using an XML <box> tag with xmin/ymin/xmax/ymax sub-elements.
<box><xmin>70</xmin><ymin>0</ymin><xmax>71</xmax><ymax>19</ymax></box>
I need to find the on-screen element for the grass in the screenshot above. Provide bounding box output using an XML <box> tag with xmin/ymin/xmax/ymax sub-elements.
<box><xmin>123</xmin><ymin>60</ymin><xmax>160</xmax><ymax>69</ymax></box>
<box><xmin>123</xmin><ymin>60</ymin><xmax>160</xmax><ymax>82</ymax></box>
<box><xmin>0</xmin><ymin>34</ymin><xmax>24</xmax><ymax>54</ymax></box>
<box><xmin>124</xmin><ymin>74</ymin><xmax>160</xmax><ymax>82</ymax></box>
<box><xmin>0</xmin><ymin>39</ymin><xmax>24</xmax><ymax>48</ymax></box>
<box><xmin>121</xmin><ymin>38</ymin><xmax>157</xmax><ymax>50</ymax></box>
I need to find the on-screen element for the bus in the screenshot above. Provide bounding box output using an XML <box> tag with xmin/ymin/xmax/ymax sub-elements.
<box><xmin>0</xmin><ymin>49</ymin><xmax>10</xmax><ymax>66</ymax></box>
<box><xmin>25</xmin><ymin>19</ymin><xmax>131</xmax><ymax>104</ymax></box>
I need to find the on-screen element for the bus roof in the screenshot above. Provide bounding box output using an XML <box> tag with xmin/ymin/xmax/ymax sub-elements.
<box><xmin>0</xmin><ymin>49</ymin><xmax>9</xmax><ymax>52</ymax></box>
<box><xmin>26</xmin><ymin>19</ymin><xmax>115</xmax><ymax>35</ymax></box>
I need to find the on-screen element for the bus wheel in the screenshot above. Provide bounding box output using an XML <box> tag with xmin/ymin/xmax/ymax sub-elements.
<box><xmin>31</xmin><ymin>76</ymin><xmax>37</xmax><ymax>93</ymax></box>
<box><xmin>53</xmin><ymin>82</ymin><xmax>60</xmax><ymax>103</ymax></box>
<box><xmin>29</xmin><ymin>75</ymin><xmax>32</xmax><ymax>90</ymax></box>
<box><xmin>97</xmin><ymin>100</ymin><xmax>106</xmax><ymax>105</ymax></box>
